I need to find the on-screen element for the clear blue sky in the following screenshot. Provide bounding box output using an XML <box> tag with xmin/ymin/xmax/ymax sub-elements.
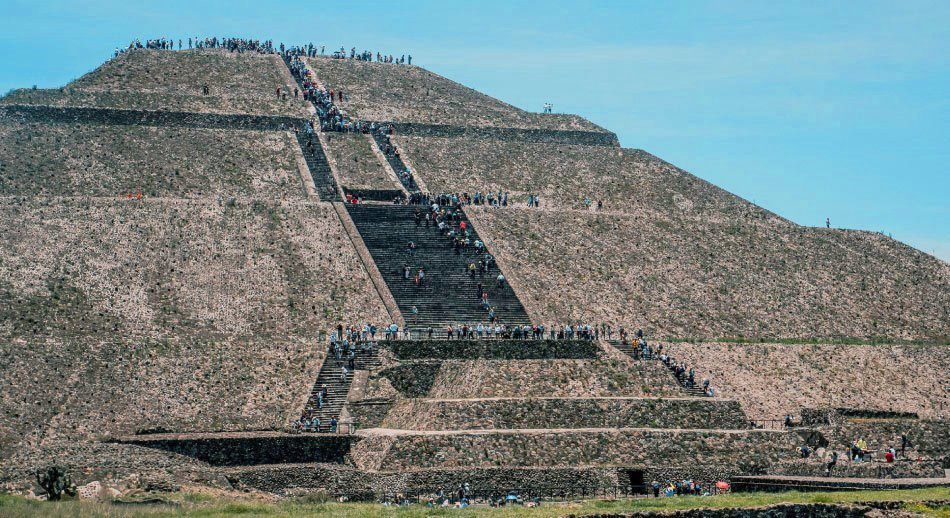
<box><xmin>2</xmin><ymin>0</ymin><xmax>947</xmax><ymax>260</ymax></box>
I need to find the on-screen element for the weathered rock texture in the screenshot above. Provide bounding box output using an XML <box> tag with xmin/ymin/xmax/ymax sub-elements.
<box><xmin>3</xmin><ymin>49</ymin><xmax>309</xmax><ymax>117</ymax></box>
<box><xmin>424</xmin><ymin>359</ymin><xmax>682</xmax><ymax>399</ymax></box>
<box><xmin>1</xmin><ymin>46</ymin><xmax>946</xmax><ymax>497</ymax></box>
<box><xmin>825</xmin><ymin>418</ymin><xmax>950</xmax><ymax>459</ymax></box>
<box><xmin>469</xmin><ymin>207</ymin><xmax>949</xmax><ymax>342</ymax></box>
<box><xmin>770</xmin><ymin>458</ymin><xmax>944</xmax><ymax>478</ymax></box>
<box><xmin>384</xmin><ymin>339</ymin><xmax>600</xmax><ymax>360</ymax></box>
<box><xmin>397</xmin><ymin>138</ymin><xmax>772</xmax><ymax>218</ymax></box>
<box><xmin>115</xmin><ymin>432</ymin><xmax>356</xmax><ymax>466</ymax></box>
<box><xmin>0</xmin><ymin>197</ymin><xmax>388</xmax><ymax>481</ymax></box>
<box><xmin>663</xmin><ymin>343</ymin><xmax>950</xmax><ymax>419</ymax></box>
<box><xmin>305</xmin><ymin>56</ymin><xmax>610</xmax><ymax>132</ymax></box>
<box><xmin>0</xmin><ymin>120</ymin><xmax>302</xmax><ymax>198</ymax></box>
<box><xmin>321</xmin><ymin>133</ymin><xmax>400</xmax><ymax>191</ymax></box>
<box><xmin>349</xmin><ymin>429</ymin><xmax>795</xmax><ymax>471</ymax></box>
<box><xmin>382</xmin><ymin>397</ymin><xmax>748</xmax><ymax>431</ymax></box>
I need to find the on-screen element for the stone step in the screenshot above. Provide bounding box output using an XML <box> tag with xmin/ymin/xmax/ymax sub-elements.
<box><xmin>346</xmin><ymin>203</ymin><xmax>531</xmax><ymax>327</ymax></box>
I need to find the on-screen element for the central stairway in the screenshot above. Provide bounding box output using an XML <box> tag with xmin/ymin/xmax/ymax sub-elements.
<box><xmin>303</xmin><ymin>348</ymin><xmax>380</xmax><ymax>431</ymax></box>
<box><xmin>345</xmin><ymin>204</ymin><xmax>531</xmax><ymax>329</ymax></box>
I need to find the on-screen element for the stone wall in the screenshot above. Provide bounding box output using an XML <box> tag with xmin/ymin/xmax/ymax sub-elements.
<box><xmin>350</xmin><ymin>429</ymin><xmax>797</xmax><ymax>471</ymax></box>
<box><xmin>229</xmin><ymin>463</ymin><xmax>756</xmax><ymax>499</ymax></box>
<box><xmin>0</xmin><ymin>441</ymin><xmax>222</xmax><ymax>492</ymax></box>
<box><xmin>383</xmin><ymin>339</ymin><xmax>600</xmax><ymax>360</ymax></box>
<box><xmin>393</xmin><ymin>123</ymin><xmax>618</xmax><ymax>146</ymax></box>
<box><xmin>346</xmin><ymin>401</ymin><xmax>394</xmax><ymax>429</ymax></box>
<box><xmin>115</xmin><ymin>432</ymin><xmax>356</xmax><ymax>466</ymax></box>
<box><xmin>664</xmin><ymin>343</ymin><xmax>950</xmax><ymax>419</ymax></box>
<box><xmin>305</xmin><ymin>56</ymin><xmax>609</xmax><ymax>132</ymax></box>
<box><xmin>399</xmin><ymin>137</ymin><xmax>769</xmax><ymax>218</ymax></box>
<box><xmin>376</xmin><ymin>362</ymin><xmax>442</xmax><ymax>398</ymax></box>
<box><xmin>423</xmin><ymin>359</ymin><xmax>682</xmax><ymax>399</ymax></box>
<box><xmin>381</xmin><ymin>397</ymin><xmax>748</xmax><ymax>431</ymax></box>
<box><xmin>770</xmin><ymin>458</ymin><xmax>944</xmax><ymax>478</ymax></box>
<box><xmin>0</xmin><ymin>198</ymin><xmax>388</xmax><ymax>467</ymax></box>
<box><xmin>322</xmin><ymin>132</ymin><xmax>401</xmax><ymax>191</ymax></box>
<box><xmin>14</xmin><ymin>48</ymin><xmax>309</xmax><ymax>117</ymax></box>
<box><xmin>471</xmin><ymin>208</ymin><xmax>950</xmax><ymax>343</ymax></box>
<box><xmin>0</xmin><ymin>104</ymin><xmax>302</xmax><ymax>130</ymax></box>
<box><xmin>0</xmin><ymin>119</ymin><xmax>302</xmax><ymax>198</ymax></box>
<box><xmin>827</xmin><ymin>418</ymin><xmax>949</xmax><ymax>458</ymax></box>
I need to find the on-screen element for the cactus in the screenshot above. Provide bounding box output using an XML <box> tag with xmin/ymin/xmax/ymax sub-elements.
<box><xmin>35</xmin><ymin>466</ymin><xmax>76</xmax><ymax>501</ymax></box>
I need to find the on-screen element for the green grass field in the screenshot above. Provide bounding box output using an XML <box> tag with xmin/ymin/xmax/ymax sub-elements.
<box><xmin>1</xmin><ymin>487</ymin><xmax>948</xmax><ymax>517</ymax></box>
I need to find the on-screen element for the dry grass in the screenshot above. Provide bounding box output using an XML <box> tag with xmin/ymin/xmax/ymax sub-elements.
<box><xmin>1</xmin><ymin>486</ymin><xmax>945</xmax><ymax>517</ymax></box>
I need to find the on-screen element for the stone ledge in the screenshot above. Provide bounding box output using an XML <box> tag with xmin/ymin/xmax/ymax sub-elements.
<box><xmin>383</xmin><ymin>339</ymin><xmax>600</xmax><ymax>360</ymax></box>
<box><xmin>0</xmin><ymin>104</ymin><xmax>303</xmax><ymax>130</ymax></box>
<box><xmin>350</xmin><ymin>428</ymin><xmax>797</xmax><ymax>471</ymax></box>
<box><xmin>381</xmin><ymin>397</ymin><xmax>749</xmax><ymax>431</ymax></box>
<box><xmin>113</xmin><ymin>432</ymin><xmax>357</xmax><ymax>466</ymax></box>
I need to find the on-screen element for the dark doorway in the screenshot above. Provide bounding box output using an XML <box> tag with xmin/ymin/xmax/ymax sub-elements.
<box><xmin>623</xmin><ymin>469</ymin><xmax>645</xmax><ymax>493</ymax></box>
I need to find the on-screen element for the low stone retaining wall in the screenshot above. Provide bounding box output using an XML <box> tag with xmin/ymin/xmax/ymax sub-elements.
<box><xmin>770</xmin><ymin>458</ymin><xmax>944</xmax><ymax>478</ymax></box>
<box><xmin>383</xmin><ymin>339</ymin><xmax>600</xmax><ymax>360</ymax></box>
<box><xmin>802</xmin><ymin>407</ymin><xmax>920</xmax><ymax>426</ymax></box>
<box><xmin>230</xmin><ymin>464</ymin><xmax>753</xmax><ymax>499</ymax></box>
<box><xmin>827</xmin><ymin>418</ymin><xmax>949</xmax><ymax>457</ymax></box>
<box><xmin>114</xmin><ymin>433</ymin><xmax>356</xmax><ymax>466</ymax></box>
<box><xmin>731</xmin><ymin>475</ymin><xmax>949</xmax><ymax>492</ymax></box>
<box><xmin>381</xmin><ymin>398</ymin><xmax>749</xmax><ymax>431</ymax></box>
<box><xmin>351</xmin><ymin>429</ymin><xmax>796</xmax><ymax>471</ymax></box>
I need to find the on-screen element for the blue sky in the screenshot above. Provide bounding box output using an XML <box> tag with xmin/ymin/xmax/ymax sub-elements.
<box><xmin>2</xmin><ymin>0</ymin><xmax>947</xmax><ymax>260</ymax></box>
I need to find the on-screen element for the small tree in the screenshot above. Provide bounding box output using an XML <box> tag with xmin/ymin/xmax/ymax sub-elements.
<box><xmin>35</xmin><ymin>466</ymin><xmax>76</xmax><ymax>501</ymax></box>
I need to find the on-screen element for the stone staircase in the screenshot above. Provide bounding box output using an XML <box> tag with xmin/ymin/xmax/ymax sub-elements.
<box><xmin>281</xmin><ymin>55</ymin><xmax>342</xmax><ymax>201</ymax></box>
<box><xmin>294</xmin><ymin>128</ymin><xmax>341</xmax><ymax>201</ymax></box>
<box><xmin>303</xmin><ymin>348</ymin><xmax>380</xmax><ymax>432</ymax></box>
<box><xmin>345</xmin><ymin>203</ymin><xmax>531</xmax><ymax>329</ymax></box>
<box><xmin>608</xmin><ymin>340</ymin><xmax>710</xmax><ymax>397</ymax></box>
<box><xmin>668</xmin><ymin>369</ymin><xmax>710</xmax><ymax>397</ymax></box>
<box><xmin>371</xmin><ymin>131</ymin><xmax>416</xmax><ymax>191</ymax></box>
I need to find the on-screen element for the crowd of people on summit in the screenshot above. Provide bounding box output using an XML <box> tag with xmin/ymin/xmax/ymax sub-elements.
<box><xmin>118</xmin><ymin>36</ymin><xmax>412</xmax><ymax>65</ymax></box>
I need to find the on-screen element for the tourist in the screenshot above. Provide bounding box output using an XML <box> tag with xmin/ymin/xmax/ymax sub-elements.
<box><xmin>826</xmin><ymin>451</ymin><xmax>838</xmax><ymax>476</ymax></box>
<box><xmin>857</xmin><ymin>438</ymin><xmax>868</xmax><ymax>461</ymax></box>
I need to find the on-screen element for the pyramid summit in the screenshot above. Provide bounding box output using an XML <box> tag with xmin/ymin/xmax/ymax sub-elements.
<box><xmin>0</xmin><ymin>39</ymin><xmax>947</xmax><ymax>502</ymax></box>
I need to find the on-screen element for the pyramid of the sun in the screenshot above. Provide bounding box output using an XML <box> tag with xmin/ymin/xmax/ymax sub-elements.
<box><xmin>0</xmin><ymin>47</ymin><xmax>946</xmax><ymax>496</ymax></box>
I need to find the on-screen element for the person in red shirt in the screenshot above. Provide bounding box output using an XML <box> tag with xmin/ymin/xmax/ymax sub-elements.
<box><xmin>885</xmin><ymin>450</ymin><xmax>895</xmax><ymax>463</ymax></box>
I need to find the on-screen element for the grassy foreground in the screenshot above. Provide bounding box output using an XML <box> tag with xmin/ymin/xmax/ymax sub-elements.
<box><xmin>0</xmin><ymin>487</ymin><xmax>948</xmax><ymax>517</ymax></box>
